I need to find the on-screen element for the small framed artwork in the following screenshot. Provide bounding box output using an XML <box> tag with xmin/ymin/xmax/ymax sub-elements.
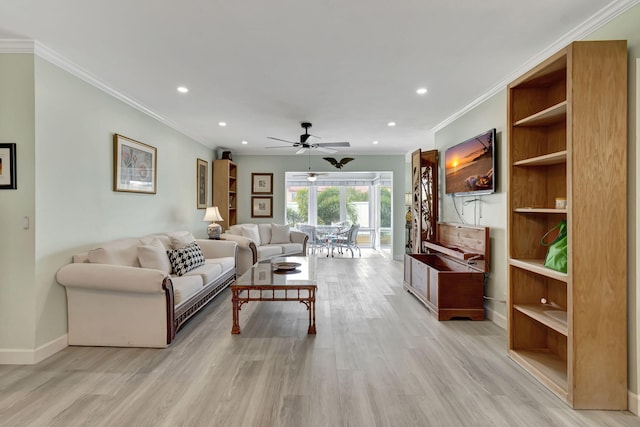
<box><xmin>252</xmin><ymin>173</ymin><xmax>273</xmax><ymax>194</ymax></box>
<box><xmin>113</xmin><ymin>134</ymin><xmax>157</xmax><ymax>194</ymax></box>
<box><xmin>0</xmin><ymin>143</ymin><xmax>17</xmax><ymax>190</ymax></box>
<box><xmin>196</xmin><ymin>158</ymin><xmax>208</xmax><ymax>209</ymax></box>
<box><xmin>251</xmin><ymin>196</ymin><xmax>273</xmax><ymax>218</ymax></box>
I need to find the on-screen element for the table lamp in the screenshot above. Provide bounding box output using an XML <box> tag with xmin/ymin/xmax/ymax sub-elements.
<box><xmin>203</xmin><ymin>206</ymin><xmax>224</xmax><ymax>239</ymax></box>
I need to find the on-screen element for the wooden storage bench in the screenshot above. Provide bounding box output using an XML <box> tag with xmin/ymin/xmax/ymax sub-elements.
<box><xmin>403</xmin><ymin>222</ymin><xmax>489</xmax><ymax>320</ymax></box>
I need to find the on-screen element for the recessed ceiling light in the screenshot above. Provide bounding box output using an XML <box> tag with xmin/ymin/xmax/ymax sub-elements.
<box><xmin>241</xmin><ymin>140</ymin><xmax>248</xmax><ymax>145</ymax></box>
<box><xmin>218</xmin><ymin>122</ymin><xmax>227</xmax><ymax>127</ymax></box>
<box><xmin>372</xmin><ymin>140</ymin><xmax>379</xmax><ymax>145</ymax></box>
<box><xmin>416</xmin><ymin>87</ymin><xmax>428</xmax><ymax>95</ymax></box>
<box><xmin>177</xmin><ymin>86</ymin><xmax>189</xmax><ymax>93</ymax></box>
<box><xmin>388</xmin><ymin>122</ymin><xmax>396</xmax><ymax>127</ymax></box>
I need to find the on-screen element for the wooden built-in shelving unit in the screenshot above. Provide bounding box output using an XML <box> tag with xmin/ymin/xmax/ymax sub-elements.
<box><xmin>507</xmin><ymin>40</ymin><xmax>627</xmax><ymax>409</ymax></box>
<box><xmin>212</xmin><ymin>159</ymin><xmax>237</xmax><ymax>229</ymax></box>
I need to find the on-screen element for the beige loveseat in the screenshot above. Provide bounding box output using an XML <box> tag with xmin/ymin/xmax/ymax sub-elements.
<box><xmin>220</xmin><ymin>223</ymin><xmax>307</xmax><ymax>274</ymax></box>
<box><xmin>56</xmin><ymin>231</ymin><xmax>237</xmax><ymax>348</ymax></box>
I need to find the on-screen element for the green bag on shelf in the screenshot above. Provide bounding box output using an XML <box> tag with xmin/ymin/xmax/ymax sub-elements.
<box><xmin>541</xmin><ymin>220</ymin><xmax>568</xmax><ymax>273</ymax></box>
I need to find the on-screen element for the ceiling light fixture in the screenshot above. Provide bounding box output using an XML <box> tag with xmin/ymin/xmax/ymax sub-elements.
<box><xmin>416</xmin><ymin>87</ymin><xmax>428</xmax><ymax>95</ymax></box>
<box><xmin>388</xmin><ymin>122</ymin><xmax>396</xmax><ymax>127</ymax></box>
<box><xmin>177</xmin><ymin>86</ymin><xmax>189</xmax><ymax>93</ymax></box>
<box><xmin>218</xmin><ymin>122</ymin><xmax>227</xmax><ymax>127</ymax></box>
<box><xmin>307</xmin><ymin>175</ymin><xmax>317</xmax><ymax>182</ymax></box>
<box><xmin>241</xmin><ymin>140</ymin><xmax>248</xmax><ymax>145</ymax></box>
<box><xmin>372</xmin><ymin>140</ymin><xmax>379</xmax><ymax>145</ymax></box>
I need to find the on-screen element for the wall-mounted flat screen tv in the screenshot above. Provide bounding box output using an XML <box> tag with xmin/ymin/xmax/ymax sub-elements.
<box><xmin>445</xmin><ymin>128</ymin><xmax>496</xmax><ymax>196</ymax></box>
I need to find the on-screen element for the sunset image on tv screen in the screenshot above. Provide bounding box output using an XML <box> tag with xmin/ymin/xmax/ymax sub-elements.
<box><xmin>445</xmin><ymin>130</ymin><xmax>494</xmax><ymax>194</ymax></box>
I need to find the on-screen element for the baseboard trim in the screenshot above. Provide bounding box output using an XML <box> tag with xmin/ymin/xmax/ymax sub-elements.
<box><xmin>0</xmin><ymin>335</ymin><xmax>67</xmax><ymax>365</ymax></box>
<box><xmin>485</xmin><ymin>305</ymin><xmax>506</xmax><ymax>330</ymax></box>
<box><xmin>629</xmin><ymin>390</ymin><xmax>639</xmax><ymax>415</ymax></box>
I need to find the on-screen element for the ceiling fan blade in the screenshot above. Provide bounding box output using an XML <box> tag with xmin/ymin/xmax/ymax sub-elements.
<box><xmin>296</xmin><ymin>148</ymin><xmax>307</xmax><ymax>154</ymax></box>
<box><xmin>316</xmin><ymin>146</ymin><xmax>337</xmax><ymax>154</ymax></box>
<box><xmin>267</xmin><ymin>137</ymin><xmax>296</xmax><ymax>144</ymax></box>
<box><xmin>265</xmin><ymin>145</ymin><xmax>295</xmax><ymax>149</ymax></box>
<box><xmin>317</xmin><ymin>142</ymin><xmax>350</xmax><ymax>147</ymax></box>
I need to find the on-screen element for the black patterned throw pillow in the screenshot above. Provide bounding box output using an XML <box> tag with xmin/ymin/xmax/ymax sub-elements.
<box><xmin>167</xmin><ymin>241</ymin><xmax>205</xmax><ymax>276</ymax></box>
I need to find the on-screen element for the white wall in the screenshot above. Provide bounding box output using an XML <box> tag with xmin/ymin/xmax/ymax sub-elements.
<box><xmin>0</xmin><ymin>54</ymin><xmax>215</xmax><ymax>363</ymax></box>
<box><xmin>0</xmin><ymin>54</ymin><xmax>36</xmax><ymax>353</ymax></box>
<box><xmin>434</xmin><ymin>92</ymin><xmax>507</xmax><ymax>327</ymax></box>
<box><xmin>231</xmin><ymin>154</ymin><xmax>407</xmax><ymax>258</ymax></box>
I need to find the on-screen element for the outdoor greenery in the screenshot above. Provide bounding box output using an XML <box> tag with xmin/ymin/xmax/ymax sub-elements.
<box><xmin>286</xmin><ymin>185</ymin><xmax>392</xmax><ymax>227</ymax></box>
<box><xmin>380</xmin><ymin>187</ymin><xmax>391</xmax><ymax>227</ymax></box>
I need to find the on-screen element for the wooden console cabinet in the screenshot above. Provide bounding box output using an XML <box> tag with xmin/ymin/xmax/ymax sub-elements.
<box><xmin>403</xmin><ymin>222</ymin><xmax>489</xmax><ymax>320</ymax></box>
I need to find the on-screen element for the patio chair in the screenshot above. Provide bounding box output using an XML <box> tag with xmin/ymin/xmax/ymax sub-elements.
<box><xmin>297</xmin><ymin>224</ymin><xmax>327</xmax><ymax>255</ymax></box>
<box><xmin>331</xmin><ymin>224</ymin><xmax>361</xmax><ymax>258</ymax></box>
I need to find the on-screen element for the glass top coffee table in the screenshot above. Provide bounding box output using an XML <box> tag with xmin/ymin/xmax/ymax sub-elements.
<box><xmin>230</xmin><ymin>256</ymin><xmax>317</xmax><ymax>335</ymax></box>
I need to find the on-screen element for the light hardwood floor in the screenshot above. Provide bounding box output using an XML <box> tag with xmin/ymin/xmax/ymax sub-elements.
<box><xmin>1</xmin><ymin>252</ymin><xmax>638</xmax><ymax>427</ymax></box>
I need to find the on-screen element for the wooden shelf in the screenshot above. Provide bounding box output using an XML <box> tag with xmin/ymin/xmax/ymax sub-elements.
<box><xmin>213</xmin><ymin>159</ymin><xmax>237</xmax><ymax>227</ymax></box>
<box><xmin>513</xmin><ymin>304</ymin><xmax>567</xmax><ymax>335</ymax></box>
<box><xmin>508</xmin><ymin>349</ymin><xmax>568</xmax><ymax>400</ymax></box>
<box><xmin>509</xmin><ymin>259</ymin><xmax>568</xmax><ymax>283</ymax></box>
<box><xmin>508</xmin><ymin>41</ymin><xmax>627</xmax><ymax>409</ymax></box>
<box><xmin>513</xmin><ymin>151</ymin><xmax>567</xmax><ymax>167</ymax></box>
<box><xmin>514</xmin><ymin>101</ymin><xmax>567</xmax><ymax>127</ymax></box>
<box><xmin>514</xmin><ymin>208</ymin><xmax>567</xmax><ymax>214</ymax></box>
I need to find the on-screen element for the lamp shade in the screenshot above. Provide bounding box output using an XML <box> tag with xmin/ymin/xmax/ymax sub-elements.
<box><xmin>203</xmin><ymin>206</ymin><xmax>223</xmax><ymax>222</ymax></box>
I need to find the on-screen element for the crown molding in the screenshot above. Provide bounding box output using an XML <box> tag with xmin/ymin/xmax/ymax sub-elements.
<box><xmin>0</xmin><ymin>39</ymin><xmax>208</xmax><ymax>146</ymax></box>
<box><xmin>432</xmin><ymin>0</ymin><xmax>640</xmax><ymax>133</ymax></box>
<box><xmin>0</xmin><ymin>39</ymin><xmax>35</xmax><ymax>53</ymax></box>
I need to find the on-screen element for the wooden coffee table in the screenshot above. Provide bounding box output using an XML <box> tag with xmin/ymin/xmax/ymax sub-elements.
<box><xmin>230</xmin><ymin>256</ymin><xmax>317</xmax><ymax>335</ymax></box>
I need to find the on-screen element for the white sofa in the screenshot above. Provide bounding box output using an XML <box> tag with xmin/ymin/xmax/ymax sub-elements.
<box><xmin>220</xmin><ymin>223</ymin><xmax>307</xmax><ymax>274</ymax></box>
<box><xmin>56</xmin><ymin>231</ymin><xmax>237</xmax><ymax>348</ymax></box>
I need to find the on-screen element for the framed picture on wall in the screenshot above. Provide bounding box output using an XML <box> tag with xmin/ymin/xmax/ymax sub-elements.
<box><xmin>0</xmin><ymin>143</ymin><xmax>17</xmax><ymax>190</ymax></box>
<box><xmin>251</xmin><ymin>173</ymin><xmax>273</xmax><ymax>194</ymax></box>
<box><xmin>113</xmin><ymin>134</ymin><xmax>157</xmax><ymax>194</ymax></box>
<box><xmin>196</xmin><ymin>158</ymin><xmax>208</xmax><ymax>209</ymax></box>
<box><xmin>251</xmin><ymin>196</ymin><xmax>273</xmax><ymax>218</ymax></box>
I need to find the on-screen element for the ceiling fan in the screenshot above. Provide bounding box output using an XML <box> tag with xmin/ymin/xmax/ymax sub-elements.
<box><xmin>293</xmin><ymin>152</ymin><xmax>328</xmax><ymax>182</ymax></box>
<box><xmin>266</xmin><ymin>122</ymin><xmax>350</xmax><ymax>154</ymax></box>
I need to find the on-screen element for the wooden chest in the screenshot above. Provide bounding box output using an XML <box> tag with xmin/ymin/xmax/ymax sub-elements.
<box><xmin>403</xmin><ymin>222</ymin><xmax>489</xmax><ymax>320</ymax></box>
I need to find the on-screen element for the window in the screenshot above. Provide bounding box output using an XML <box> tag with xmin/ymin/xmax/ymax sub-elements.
<box><xmin>286</xmin><ymin>186</ymin><xmax>308</xmax><ymax>225</ymax></box>
<box><xmin>285</xmin><ymin>172</ymin><xmax>392</xmax><ymax>252</ymax></box>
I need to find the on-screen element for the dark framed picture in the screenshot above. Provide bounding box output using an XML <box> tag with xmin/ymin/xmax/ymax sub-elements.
<box><xmin>113</xmin><ymin>134</ymin><xmax>157</xmax><ymax>194</ymax></box>
<box><xmin>251</xmin><ymin>173</ymin><xmax>273</xmax><ymax>194</ymax></box>
<box><xmin>0</xmin><ymin>143</ymin><xmax>17</xmax><ymax>190</ymax></box>
<box><xmin>196</xmin><ymin>158</ymin><xmax>208</xmax><ymax>209</ymax></box>
<box><xmin>251</xmin><ymin>196</ymin><xmax>273</xmax><ymax>218</ymax></box>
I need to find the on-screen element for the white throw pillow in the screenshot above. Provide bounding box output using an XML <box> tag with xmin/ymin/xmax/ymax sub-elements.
<box><xmin>258</xmin><ymin>223</ymin><xmax>272</xmax><ymax>245</ymax></box>
<box><xmin>241</xmin><ymin>224</ymin><xmax>261</xmax><ymax>245</ymax></box>
<box><xmin>270</xmin><ymin>224</ymin><xmax>291</xmax><ymax>244</ymax></box>
<box><xmin>227</xmin><ymin>224</ymin><xmax>243</xmax><ymax>235</ymax></box>
<box><xmin>87</xmin><ymin>239</ymin><xmax>140</xmax><ymax>266</ymax></box>
<box><xmin>169</xmin><ymin>231</ymin><xmax>195</xmax><ymax>249</ymax></box>
<box><xmin>137</xmin><ymin>238</ymin><xmax>172</xmax><ymax>275</ymax></box>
